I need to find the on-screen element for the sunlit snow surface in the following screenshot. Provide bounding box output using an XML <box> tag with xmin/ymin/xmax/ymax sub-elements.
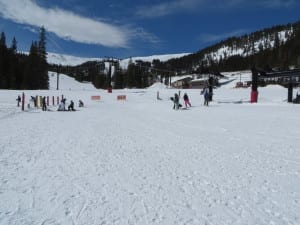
<box><xmin>0</xmin><ymin>71</ymin><xmax>299</xmax><ymax>225</ymax></box>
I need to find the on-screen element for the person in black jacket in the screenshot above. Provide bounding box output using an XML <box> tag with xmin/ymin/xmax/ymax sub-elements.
<box><xmin>173</xmin><ymin>93</ymin><xmax>179</xmax><ymax>110</ymax></box>
<box><xmin>79</xmin><ymin>100</ymin><xmax>84</xmax><ymax>107</ymax></box>
<box><xmin>42</xmin><ymin>96</ymin><xmax>47</xmax><ymax>111</ymax></box>
<box><xmin>68</xmin><ymin>100</ymin><xmax>75</xmax><ymax>111</ymax></box>
<box><xmin>203</xmin><ymin>87</ymin><xmax>210</xmax><ymax>106</ymax></box>
<box><xmin>16</xmin><ymin>95</ymin><xmax>21</xmax><ymax>107</ymax></box>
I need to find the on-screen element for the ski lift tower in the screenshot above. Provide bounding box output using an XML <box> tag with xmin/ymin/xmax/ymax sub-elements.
<box><xmin>103</xmin><ymin>57</ymin><xmax>120</xmax><ymax>92</ymax></box>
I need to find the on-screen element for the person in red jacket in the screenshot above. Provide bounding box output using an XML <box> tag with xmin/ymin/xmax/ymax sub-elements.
<box><xmin>183</xmin><ymin>93</ymin><xmax>191</xmax><ymax>108</ymax></box>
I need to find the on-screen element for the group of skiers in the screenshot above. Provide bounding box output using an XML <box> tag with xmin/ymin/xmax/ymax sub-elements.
<box><xmin>171</xmin><ymin>92</ymin><xmax>192</xmax><ymax>110</ymax></box>
<box><xmin>17</xmin><ymin>88</ymin><xmax>211</xmax><ymax>112</ymax></box>
<box><xmin>171</xmin><ymin>86</ymin><xmax>212</xmax><ymax>110</ymax></box>
<box><xmin>16</xmin><ymin>95</ymin><xmax>84</xmax><ymax>112</ymax></box>
<box><xmin>58</xmin><ymin>99</ymin><xmax>83</xmax><ymax>111</ymax></box>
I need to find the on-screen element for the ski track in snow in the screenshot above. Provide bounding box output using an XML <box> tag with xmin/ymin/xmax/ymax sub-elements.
<box><xmin>0</xmin><ymin>83</ymin><xmax>300</xmax><ymax>225</ymax></box>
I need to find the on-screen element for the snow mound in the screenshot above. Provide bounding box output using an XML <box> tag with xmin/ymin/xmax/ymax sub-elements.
<box><xmin>48</xmin><ymin>71</ymin><xmax>96</xmax><ymax>91</ymax></box>
<box><xmin>147</xmin><ymin>82</ymin><xmax>168</xmax><ymax>90</ymax></box>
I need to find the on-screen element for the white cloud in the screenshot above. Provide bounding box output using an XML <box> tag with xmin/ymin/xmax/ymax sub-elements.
<box><xmin>136</xmin><ymin>0</ymin><xmax>201</xmax><ymax>18</ymax></box>
<box><xmin>136</xmin><ymin>0</ymin><xmax>296</xmax><ymax>18</ymax></box>
<box><xmin>0</xmin><ymin>0</ymin><xmax>131</xmax><ymax>48</ymax></box>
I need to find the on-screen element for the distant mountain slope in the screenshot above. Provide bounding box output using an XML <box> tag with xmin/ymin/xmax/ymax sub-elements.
<box><xmin>47</xmin><ymin>52</ymin><xmax>190</xmax><ymax>67</ymax></box>
<box><xmin>201</xmin><ymin>25</ymin><xmax>294</xmax><ymax>63</ymax></box>
<box><xmin>47</xmin><ymin>53</ymin><xmax>102</xmax><ymax>66</ymax></box>
<box><xmin>163</xmin><ymin>20</ymin><xmax>300</xmax><ymax>73</ymax></box>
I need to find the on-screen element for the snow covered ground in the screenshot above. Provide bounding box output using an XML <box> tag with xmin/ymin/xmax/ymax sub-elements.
<box><xmin>0</xmin><ymin>72</ymin><xmax>299</xmax><ymax>225</ymax></box>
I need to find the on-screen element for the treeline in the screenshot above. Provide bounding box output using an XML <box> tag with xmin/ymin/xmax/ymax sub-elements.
<box><xmin>0</xmin><ymin>27</ymin><xmax>48</xmax><ymax>90</ymax></box>
<box><xmin>49</xmin><ymin>59</ymin><xmax>158</xmax><ymax>89</ymax></box>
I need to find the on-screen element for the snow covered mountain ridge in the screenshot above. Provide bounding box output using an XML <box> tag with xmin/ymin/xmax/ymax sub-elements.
<box><xmin>47</xmin><ymin>20</ymin><xmax>300</xmax><ymax>71</ymax></box>
<box><xmin>47</xmin><ymin>52</ymin><xmax>190</xmax><ymax>67</ymax></box>
<box><xmin>201</xmin><ymin>24</ymin><xmax>296</xmax><ymax>65</ymax></box>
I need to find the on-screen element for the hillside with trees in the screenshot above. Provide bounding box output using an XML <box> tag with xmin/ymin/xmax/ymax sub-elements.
<box><xmin>162</xmin><ymin>20</ymin><xmax>300</xmax><ymax>74</ymax></box>
<box><xmin>54</xmin><ymin>20</ymin><xmax>300</xmax><ymax>89</ymax></box>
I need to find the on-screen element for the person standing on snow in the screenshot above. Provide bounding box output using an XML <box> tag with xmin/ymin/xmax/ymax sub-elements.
<box><xmin>42</xmin><ymin>96</ymin><xmax>47</xmax><ymax>111</ymax></box>
<box><xmin>31</xmin><ymin>96</ymin><xmax>37</xmax><ymax>107</ymax></box>
<box><xmin>203</xmin><ymin>87</ymin><xmax>210</xmax><ymax>106</ymax></box>
<box><xmin>183</xmin><ymin>93</ymin><xmax>192</xmax><ymax>108</ymax></box>
<box><xmin>173</xmin><ymin>93</ymin><xmax>179</xmax><ymax>110</ymax></box>
<box><xmin>16</xmin><ymin>95</ymin><xmax>21</xmax><ymax>107</ymax></box>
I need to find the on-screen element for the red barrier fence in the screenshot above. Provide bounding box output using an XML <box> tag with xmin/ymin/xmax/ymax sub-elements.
<box><xmin>117</xmin><ymin>95</ymin><xmax>126</xmax><ymax>100</ymax></box>
<box><xmin>91</xmin><ymin>96</ymin><xmax>101</xmax><ymax>100</ymax></box>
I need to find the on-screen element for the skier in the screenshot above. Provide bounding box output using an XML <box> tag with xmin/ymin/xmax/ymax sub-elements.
<box><xmin>203</xmin><ymin>87</ymin><xmax>210</xmax><ymax>106</ymax></box>
<box><xmin>173</xmin><ymin>93</ymin><xmax>179</xmax><ymax>110</ymax></box>
<box><xmin>183</xmin><ymin>93</ymin><xmax>191</xmax><ymax>108</ymax></box>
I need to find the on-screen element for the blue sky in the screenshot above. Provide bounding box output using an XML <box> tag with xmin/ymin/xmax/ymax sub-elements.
<box><xmin>0</xmin><ymin>0</ymin><xmax>299</xmax><ymax>59</ymax></box>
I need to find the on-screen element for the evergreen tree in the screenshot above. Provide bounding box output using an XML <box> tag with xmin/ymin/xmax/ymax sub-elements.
<box><xmin>0</xmin><ymin>32</ymin><xmax>6</xmax><ymax>46</ymax></box>
<box><xmin>93</xmin><ymin>72</ymin><xmax>106</xmax><ymax>89</ymax></box>
<box><xmin>8</xmin><ymin>37</ymin><xmax>18</xmax><ymax>89</ymax></box>
<box><xmin>37</xmin><ymin>26</ymin><xmax>49</xmax><ymax>89</ymax></box>
<box><xmin>114</xmin><ymin>69</ymin><xmax>124</xmax><ymax>89</ymax></box>
<box><xmin>126</xmin><ymin>62</ymin><xmax>136</xmax><ymax>88</ymax></box>
<box><xmin>23</xmin><ymin>42</ymin><xmax>39</xmax><ymax>89</ymax></box>
<box><xmin>0</xmin><ymin>32</ymin><xmax>8</xmax><ymax>88</ymax></box>
<box><xmin>10</xmin><ymin>37</ymin><xmax>17</xmax><ymax>53</ymax></box>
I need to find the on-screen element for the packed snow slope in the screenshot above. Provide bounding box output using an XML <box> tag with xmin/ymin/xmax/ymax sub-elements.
<box><xmin>0</xmin><ymin>72</ymin><xmax>299</xmax><ymax>225</ymax></box>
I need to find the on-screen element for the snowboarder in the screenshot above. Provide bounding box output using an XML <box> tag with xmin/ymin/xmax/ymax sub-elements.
<box><xmin>183</xmin><ymin>93</ymin><xmax>191</xmax><ymax>108</ymax></box>
<box><xmin>16</xmin><ymin>95</ymin><xmax>21</xmax><ymax>107</ymax></box>
<box><xmin>68</xmin><ymin>100</ymin><xmax>75</xmax><ymax>111</ymax></box>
